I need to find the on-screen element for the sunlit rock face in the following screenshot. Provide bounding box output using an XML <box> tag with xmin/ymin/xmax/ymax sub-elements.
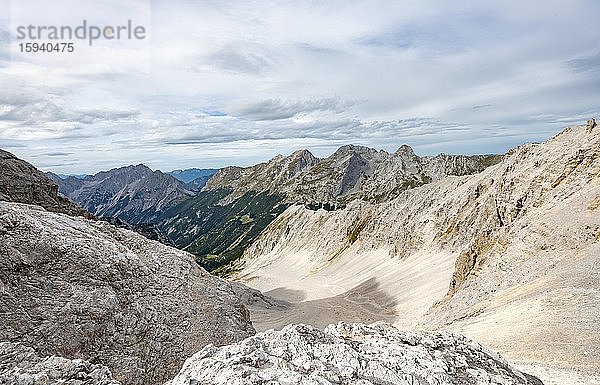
<box><xmin>171</xmin><ymin>322</ymin><xmax>544</xmax><ymax>385</ymax></box>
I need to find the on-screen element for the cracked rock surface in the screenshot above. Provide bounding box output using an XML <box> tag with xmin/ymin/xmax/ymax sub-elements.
<box><xmin>171</xmin><ymin>322</ymin><xmax>543</xmax><ymax>385</ymax></box>
<box><xmin>0</xmin><ymin>342</ymin><xmax>120</xmax><ymax>385</ymax></box>
<box><xmin>0</xmin><ymin>149</ymin><xmax>89</xmax><ymax>218</ymax></box>
<box><xmin>0</xmin><ymin>201</ymin><xmax>254</xmax><ymax>385</ymax></box>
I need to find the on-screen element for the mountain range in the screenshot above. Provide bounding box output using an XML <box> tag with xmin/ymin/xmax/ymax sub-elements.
<box><xmin>2</xmin><ymin>119</ymin><xmax>599</xmax><ymax>384</ymax></box>
<box><xmin>46</xmin><ymin>144</ymin><xmax>499</xmax><ymax>271</ymax></box>
<box><xmin>46</xmin><ymin>165</ymin><xmax>193</xmax><ymax>224</ymax></box>
<box><xmin>203</xmin><ymin>146</ymin><xmax>500</xmax><ymax>206</ymax></box>
<box><xmin>0</xmin><ymin>144</ymin><xmax>545</xmax><ymax>385</ymax></box>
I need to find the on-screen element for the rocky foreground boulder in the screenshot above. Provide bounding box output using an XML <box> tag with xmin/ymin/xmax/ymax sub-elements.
<box><xmin>171</xmin><ymin>322</ymin><xmax>544</xmax><ymax>385</ymax></box>
<box><xmin>0</xmin><ymin>201</ymin><xmax>255</xmax><ymax>385</ymax></box>
<box><xmin>0</xmin><ymin>342</ymin><xmax>121</xmax><ymax>385</ymax></box>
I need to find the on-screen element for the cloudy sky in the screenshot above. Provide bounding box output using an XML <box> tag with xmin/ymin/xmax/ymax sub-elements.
<box><xmin>0</xmin><ymin>0</ymin><xmax>599</xmax><ymax>173</ymax></box>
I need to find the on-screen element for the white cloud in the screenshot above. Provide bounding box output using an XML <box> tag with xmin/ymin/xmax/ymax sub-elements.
<box><xmin>0</xmin><ymin>0</ymin><xmax>599</xmax><ymax>172</ymax></box>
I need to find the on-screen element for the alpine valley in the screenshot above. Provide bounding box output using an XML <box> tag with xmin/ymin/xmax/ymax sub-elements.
<box><xmin>1</xmin><ymin>120</ymin><xmax>598</xmax><ymax>385</ymax></box>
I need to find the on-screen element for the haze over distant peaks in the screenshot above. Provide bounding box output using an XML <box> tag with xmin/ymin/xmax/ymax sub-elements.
<box><xmin>168</xmin><ymin>168</ymin><xmax>218</xmax><ymax>183</ymax></box>
<box><xmin>47</xmin><ymin>164</ymin><xmax>193</xmax><ymax>224</ymax></box>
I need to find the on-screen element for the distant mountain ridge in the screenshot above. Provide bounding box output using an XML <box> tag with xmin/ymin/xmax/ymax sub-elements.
<box><xmin>168</xmin><ymin>168</ymin><xmax>218</xmax><ymax>191</ymax></box>
<box><xmin>54</xmin><ymin>173</ymin><xmax>89</xmax><ymax>179</ymax></box>
<box><xmin>203</xmin><ymin>145</ymin><xmax>500</xmax><ymax>206</ymax></box>
<box><xmin>47</xmin><ymin>165</ymin><xmax>193</xmax><ymax>224</ymax></box>
<box><xmin>168</xmin><ymin>168</ymin><xmax>218</xmax><ymax>183</ymax></box>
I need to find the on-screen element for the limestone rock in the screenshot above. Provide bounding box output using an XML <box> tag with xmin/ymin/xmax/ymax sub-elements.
<box><xmin>231</xmin><ymin>122</ymin><xmax>600</xmax><ymax>380</ymax></box>
<box><xmin>171</xmin><ymin>322</ymin><xmax>544</xmax><ymax>385</ymax></box>
<box><xmin>0</xmin><ymin>201</ymin><xmax>254</xmax><ymax>385</ymax></box>
<box><xmin>0</xmin><ymin>149</ymin><xmax>89</xmax><ymax>218</ymax></box>
<box><xmin>587</xmin><ymin>118</ymin><xmax>596</xmax><ymax>132</ymax></box>
<box><xmin>0</xmin><ymin>342</ymin><xmax>120</xmax><ymax>385</ymax></box>
<box><xmin>203</xmin><ymin>145</ymin><xmax>499</xmax><ymax>206</ymax></box>
<box><xmin>204</xmin><ymin>149</ymin><xmax>320</xmax><ymax>204</ymax></box>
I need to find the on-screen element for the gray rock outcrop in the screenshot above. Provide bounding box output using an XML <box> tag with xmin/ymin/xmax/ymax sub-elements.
<box><xmin>0</xmin><ymin>201</ymin><xmax>254</xmax><ymax>385</ymax></box>
<box><xmin>171</xmin><ymin>322</ymin><xmax>543</xmax><ymax>385</ymax></box>
<box><xmin>0</xmin><ymin>150</ymin><xmax>89</xmax><ymax>218</ymax></box>
<box><xmin>0</xmin><ymin>342</ymin><xmax>120</xmax><ymax>385</ymax></box>
<box><xmin>587</xmin><ymin>117</ymin><xmax>596</xmax><ymax>132</ymax></box>
<box><xmin>203</xmin><ymin>144</ymin><xmax>500</xmax><ymax>206</ymax></box>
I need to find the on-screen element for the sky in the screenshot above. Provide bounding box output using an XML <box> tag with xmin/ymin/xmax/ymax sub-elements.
<box><xmin>0</xmin><ymin>0</ymin><xmax>599</xmax><ymax>174</ymax></box>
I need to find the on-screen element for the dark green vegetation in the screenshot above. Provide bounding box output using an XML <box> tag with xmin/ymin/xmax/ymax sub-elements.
<box><xmin>157</xmin><ymin>188</ymin><xmax>289</xmax><ymax>272</ymax></box>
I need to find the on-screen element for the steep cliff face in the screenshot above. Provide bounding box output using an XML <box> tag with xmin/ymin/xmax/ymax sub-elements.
<box><xmin>203</xmin><ymin>149</ymin><xmax>320</xmax><ymax>203</ymax></box>
<box><xmin>171</xmin><ymin>322</ymin><xmax>543</xmax><ymax>385</ymax></box>
<box><xmin>49</xmin><ymin>164</ymin><xmax>192</xmax><ymax>224</ymax></box>
<box><xmin>0</xmin><ymin>150</ymin><xmax>89</xmax><ymax>218</ymax></box>
<box><xmin>231</xmin><ymin>123</ymin><xmax>600</xmax><ymax>382</ymax></box>
<box><xmin>0</xmin><ymin>201</ymin><xmax>254</xmax><ymax>385</ymax></box>
<box><xmin>204</xmin><ymin>145</ymin><xmax>499</xmax><ymax>207</ymax></box>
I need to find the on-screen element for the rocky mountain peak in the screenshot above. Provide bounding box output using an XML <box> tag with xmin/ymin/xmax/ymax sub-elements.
<box><xmin>290</xmin><ymin>148</ymin><xmax>313</xmax><ymax>156</ymax></box>
<box><xmin>49</xmin><ymin>164</ymin><xmax>192</xmax><ymax>224</ymax></box>
<box><xmin>289</xmin><ymin>148</ymin><xmax>318</xmax><ymax>163</ymax></box>
<box><xmin>394</xmin><ymin>144</ymin><xmax>416</xmax><ymax>157</ymax></box>
<box><xmin>202</xmin><ymin>149</ymin><xmax>320</xmax><ymax>201</ymax></box>
<box><xmin>94</xmin><ymin>163</ymin><xmax>153</xmax><ymax>180</ymax></box>
<box><xmin>586</xmin><ymin>117</ymin><xmax>596</xmax><ymax>132</ymax></box>
<box><xmin>281</xmin><ymin>149</ymin><xmax>320</xmax><ymax>176</ymax></box>
<box><xmin>332</xmin><ymin>144</ymin><xmax>381</xmax><ymax>157</ymax></box>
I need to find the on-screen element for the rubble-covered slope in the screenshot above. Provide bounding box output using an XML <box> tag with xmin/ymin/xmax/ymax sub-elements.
<box><xmin>0</xmin><ymin>201</ymin><xmax>254</xmax><ymax>385</ymax></box>
<box><xmin>171</xmin><ymin>322</ymin><xmax>543</xmax><ymax>385</ymax></box>
<box><xmin>231</xmin><ymin>122</ymin><xmax>600</xmax><ymax>383</ymax></box>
